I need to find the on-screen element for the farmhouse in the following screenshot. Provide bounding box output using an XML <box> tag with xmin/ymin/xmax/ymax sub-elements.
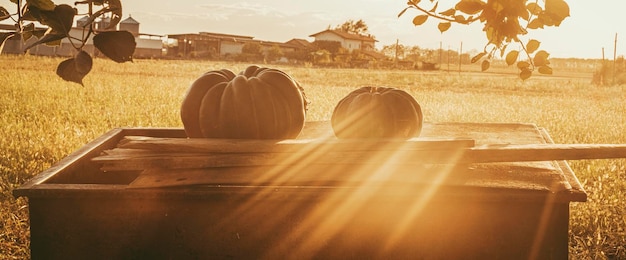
<box><xmin>285</xmin><ymin>38</ymin><xmax>314</xmax><ymax>50</ymax></box>
<box><xmin>1</xmin><ymin>18</ymin><xmax>386</xmax><ymax>64</ymax></box>
<box><xmin>0</xmin><ymin>15</ymin><xmax>163</xmax><ymax>58</ymax></box>
<box><xmin>165</xmin><ymin>32</ymin><xmax>300</xmax><ymax>59</ymax></box>
<box><xmin>309</xmin><ymin>29</ymin><xmax>377</xmax><ymax>52</ymax></box>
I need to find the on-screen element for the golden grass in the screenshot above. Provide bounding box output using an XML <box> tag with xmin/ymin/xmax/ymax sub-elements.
<box><xmin>0</xmin><ymin>54</ymin><xmax>624</xmax><ymax>259</ymax></box>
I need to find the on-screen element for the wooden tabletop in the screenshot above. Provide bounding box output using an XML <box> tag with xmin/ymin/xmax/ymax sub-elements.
<box><xmin>14</xmin><ymin>121</ymin><xmax>588</xmax><ymax>202</ymax></box>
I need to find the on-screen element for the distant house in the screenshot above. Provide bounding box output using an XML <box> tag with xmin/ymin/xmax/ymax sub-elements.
<box><xmin>285</xmin><ymin>38</ymin><xmax>314</xmax><ymax>50</ymax></box>
<box><xmin>166</xmin><ymin>32</ymin><xmax>253</xmax><ymax>58</ymax></box>
<box><xmin>0</xmin><ymin>15</ymin><xmax>163</xmax><ymax>58</ymax></box>
<box><xmin>308</xmin><ymin>29</ymin><xmax>377</xmax><ymax>52</ymax></box>
<box><xmin>165</xmin><ymin>32</ymin><xmax>303</xmax><ymax>60</ymax></box>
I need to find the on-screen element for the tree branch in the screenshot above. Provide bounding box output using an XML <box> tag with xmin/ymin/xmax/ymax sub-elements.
<box><xmin>407</xmin><ymin>2</ymin><xmax>482</xmax><ymax>25</ymax></box>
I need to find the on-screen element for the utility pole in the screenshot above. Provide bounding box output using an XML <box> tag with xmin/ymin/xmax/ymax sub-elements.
<box><xmin>613</xmin><ymin>33</ymin><xmax>618</xmax><ymax>84</ymax></box>
<box><xmin>447</xmin><ymin>45</ymin><xmax>450</xmax><ymax>72</ymax></box>
<box><xmin>459</xmin><ymin>41</ymin><xmax>463</xmax><ymax>74</ymax></box>
<box><xmin>395</xmin><ymin>38</ymin><xmax>399</xmax><ymax>67</ymax></box>
<box><xmin>439</xmin><ymin>41</ymin><xmax>442</xmax><ymax>66</ymax></box>
<box><xmin>602</xmin><ymin>47</ymin><xmax>605</xmax><ymax>86</ymax></box>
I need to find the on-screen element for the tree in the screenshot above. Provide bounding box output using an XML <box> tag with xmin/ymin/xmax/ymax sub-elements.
<box><xmin>312</xmin><ymin>49</ymin><xmax>332</xmax><ymax>64</ymax></box>
<box><xmin>265</xmin><ymin>44</ymin><xmax>283</xmax><ymax>62</ymax></box>
<box><xmin>335</xmin><ymin>19</ymin><xmax>369</xmax><ymax>36</ymax></box>
<box><xmin>241</xmin><ymin>42</ymin><xmax>262</xmax><ymax>55</ymax></box>
<box><xmin>284</xmin><ymin>47</ymin><xmax>314</xmax><ymax>64</ymax></box>
<box><xmin>405</xmin><ymin>46</ymin><xmax>422</xmax><ymax>62</ymax></box>
<box><xmin>0</xmin><ymin>0</ymin><xmax>136</xmax><ymax>86</ymax></box>
<box><xmin>381</xmin><ymin>43</ymin><xmax>406</xmax><ymax>60</ymax></box>
<box><xmin>238</xmin><ymin>42</ymin><xmax>263</xmax><ymax>62</ymax></box>
<box><xmin>313</xmin><ymin>40</ymin><xmax>342</xmax><ymax>56</ymax></box>
<box><xmin>399</xmin><ymin>0</ymin><xmax>570</xmax><ymax>79</ymax></box>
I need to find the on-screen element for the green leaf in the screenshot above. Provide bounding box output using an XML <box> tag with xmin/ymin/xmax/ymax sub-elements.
<box><xmin>26</xmin><ymin>0</ymin><xmax>56</xmax><ymax>11</ymax></box>
<box><xmin>74</xmin><ymin>50</ymin><xmax>93</xmax><ymax>75</ymax></box>
<box><xmin>52</xmin><ymin>4</ymin><xmax>76</xmax><ymax>33</ymax></box>
<box><xmin>481</xmin><ymin>59</ymin><xmax>490</xmax><ymax>71</ymax></box>
<box><xmin>0</xmin><ymin>32</ymin><xmax>15</xmax><ymax>54</ymax></box>
<box><xmin>471</xmin><ymin>51</ymin><xmax>486</xmax><ymax>63</ymax></box>
<box><xmin>412</xmin><ymin>15</ymin><xmax>428</xmax><ymax>26</ymax></box>
<box><xmin>93</xmin><ymin>30</ymin><xmax>136</xmax><ymax>63</ymax></box>
<box><xmin>56</xmin><ymin>50</ymin><xmax>93</xmax><ymax>86</ymax></box>
<box><xmin>21</xmin><ymin>23</ymin><xmax>36</xmax><ymax>42</ymax></box>
<box><xmin>439</xmin><ymin>8</ymin><xmax>456</xmax><ymax>16</ymax></box>
<box><xmin>23</xmin><ymin>32</ymin><xmax>66</xmax><ymax>51</ymax></box>
<box><xmin>519</xmin><ymin>68</ymin><xmax>532</xmax><ymax>80</ymax></box>
<box><xmin>26</xmin><ymin>4</ymin><xmax>75</xmax><ymax>35</ymax></box>
<box><xmin>31</xmin><ymin>28</ymin><xmax>47</xmax><ymax>38</ymax></box>
<box><xmin>454</xmin><ymin>15</ymin><xmax>466</xmax><ymax>24</ymax></box>
<box><xmin>533</xmin><ymin>50</ymin><xmax>550</xmax><ymax>67</ymax></box>
<box><xmin>455</xmin><ymin>0</ymin><xmax>485</xmax><ymax>15</ymax></box>
<box><xmin>490</xmin><ymin>1</ymin><xmax>504</xmax><ymax>14</ymax></box>
<box><xmin>545</xmin><ymin>0</ymin><xmax>569</xmax><ymax>25</ymax></box>
<box><xmin>519</xmin><ymin>7</ymin><xmax>530</xmax><ymax>21</ymax></box>
<box><xmin>505</xmin><ymin>50</ymin><xmax>519</xmax><ymax>66</ymax></box>
<box><xmin>538</xmin><ymin>65</ymin><xmax>553</xmax><ymax>75</ymax></box>
<box><xmin>517</xmin><ymin>61</ymin><xmax>530</xmax><ymax>69</ymax></box>
<box><xmin>526</xmin><ymin>39</ymin><xmax>540</xmax><ymax>53</ymax></box>
<box><xmin>538</xmin><ymin>13</ymin><xmax>555</xmax><ymax>26</ymax></box>
<box><xmin>0</xmin><ymin>6</ymin><xmax>10</xmax><ymax>21</ymax></box>
<box><xmin>438</xmin><ymin>22</ymin><xmax>451</xmax><ymax>33</ymax></box>
<box><xmin>527</xmin><ymin>18</ymin><xmax>543</xmax><ymax>29</ymax></box>
<box><xmin>526</xmin><ymin>3</ymin><xmax>542</xmax><ymax>15</ymax></box>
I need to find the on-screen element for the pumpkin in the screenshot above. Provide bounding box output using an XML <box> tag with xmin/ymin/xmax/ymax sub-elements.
<box><xmin>180</xmin><ymin>65</ymin><xmax>308</xmax><ymax>139</ymax></box>
<box><xmin>331</xmin><ymin>86</ymin><xmax>423</xmax><ymax>139</ymax></box>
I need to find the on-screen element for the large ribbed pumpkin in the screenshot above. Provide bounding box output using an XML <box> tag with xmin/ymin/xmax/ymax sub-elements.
<box><xmin>180</xmin><ymin>65</ymin><xmax>307</xmax><ymax>139</ymax></box>
<box><xmin>331</xmin><ymin>86</ymin><xmax>423</xmax><ymax>139</ymax></box>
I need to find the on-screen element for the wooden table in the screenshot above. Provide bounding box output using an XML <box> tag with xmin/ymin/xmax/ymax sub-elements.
<box><xmin>14</xmin><ymin>121</ymin><xmax>587</xmax><ymax>259</ymax></box>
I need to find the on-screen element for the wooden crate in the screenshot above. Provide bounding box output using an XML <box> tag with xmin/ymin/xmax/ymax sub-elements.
<box><xmin>13</xmin><ymin>121</ymin><xmax>587</xmax><ymax>259</ymax></box>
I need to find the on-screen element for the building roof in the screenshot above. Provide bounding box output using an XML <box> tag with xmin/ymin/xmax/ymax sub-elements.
<box><xmin>285</xmin><ymin>38</ymin><xmax>312</xmax><ymax>49</ymax></box>
<box><xmin>165</xmin><ymin>32</ymin><xmax>294</xmax><ymax>49</ymax></box>
<box><xmin>199</xmin><ymin>32</ymin><xmax>254</xmax><ymax>40</ymax></box>
<box><xmin>309</xmin><ymin>29</ymin><xmax>377</xmax><ymax>42</ymax></box>
<box><xmin>360</xmin><ymin>49</ymin><xmax>388</xmax><ymax>60</ymax></box>
<box><xmin>121</xmin><ymin>15</ymin><xmax>139</xmax><ymax>24</ymax></box>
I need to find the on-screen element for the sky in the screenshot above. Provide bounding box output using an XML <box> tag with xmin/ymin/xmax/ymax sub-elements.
<box><xmin>1</xmin><ymin>0</ymin><xmax>625</xmax><ymax>59</ymax></box>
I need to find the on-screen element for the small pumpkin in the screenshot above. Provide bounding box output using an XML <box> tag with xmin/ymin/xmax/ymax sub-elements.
<box><xmin>331</xmin><ymin>86</ymin><xmax>423</xmax><ymax>139</ymax></box>
<box><xmin>181</xmin><ymin>65</ymin><xmax>308</xmax><ymax>139</ymax></box>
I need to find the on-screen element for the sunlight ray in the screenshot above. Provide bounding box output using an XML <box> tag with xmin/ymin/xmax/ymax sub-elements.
<box><xmin>268</xmin><ymin>138</ymin><xmax>454</xmax><ymax>256</ymax></box>
<box><xmin>381</xmin><ymin>148</ymin><xmax>464</xmax><ymax>252</ymax></box>
<box><xmin>528</xmin><ymin>180</ymin><xmax>562</xmax><ymax>260</ymax></box>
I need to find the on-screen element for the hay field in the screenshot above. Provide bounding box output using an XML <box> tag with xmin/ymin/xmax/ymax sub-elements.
<box><xmin>0</xmin><ymin>55</ymin><xmax>624</xmax><ymax>258</ymax></box>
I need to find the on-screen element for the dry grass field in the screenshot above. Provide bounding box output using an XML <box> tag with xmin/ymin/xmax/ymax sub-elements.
<box><xmin>1</xmin><ymin>54</ymin><xmax>624</xmax><ymax>259</ymax></box>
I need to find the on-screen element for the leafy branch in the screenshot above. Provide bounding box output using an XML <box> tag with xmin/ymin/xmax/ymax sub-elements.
<box><xmin>0</xmin><ymin>0</ymin><xmax>136</xmax><ymax>86</ymax></box>
<box><xmin>399</xmin><ymin>0</ymin><xmax>570</xmax><ymax>79</ymax></box>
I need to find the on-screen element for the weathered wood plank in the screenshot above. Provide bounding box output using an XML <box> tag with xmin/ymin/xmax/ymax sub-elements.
<box><xmin>118</xmin><ymin>136</ymin><xmax>476</xmax><ymax>153</ymax></box>
<box><xmin>128</xmin><ymin>164</ymin><xmax>464</xmax><ymax>188</ymax></box>
<box><xmin>95</xmin><ymin>149</ymin><xmax>468</xmax><ymax>171</ymax></box>
<box><xmin>467</xmin><ymin>143</ymin><xmax>626</xmax><ymax>163</ymax></box>
<box><xmin>94</xmin><ymin>143</ymin><xmax>626</xmax><ymax>172</ymax></box>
